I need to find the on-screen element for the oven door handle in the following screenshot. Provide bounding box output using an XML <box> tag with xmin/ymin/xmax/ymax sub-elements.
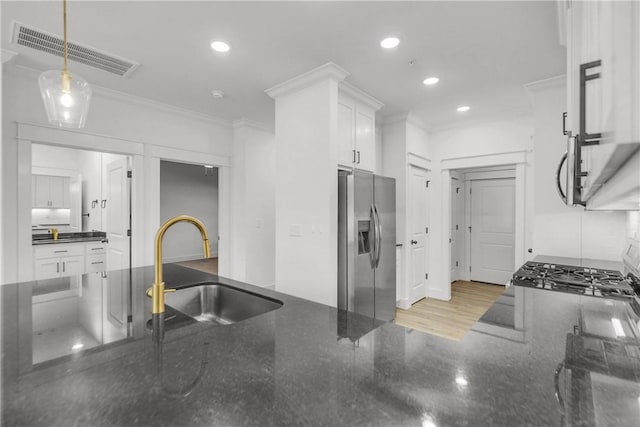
<box><xmin>556</xmin><ymin>151</ymin><xmax>568</xmax><ymax>204</ymax></box>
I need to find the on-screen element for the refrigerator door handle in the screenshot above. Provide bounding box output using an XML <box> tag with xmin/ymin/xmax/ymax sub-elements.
<box><xmin>373</xmin><ymin>204</ymin><xmax>382</xmax><ymax>268</ymax></box>
<box><xmin>369</xmin><ymin>204</ymin><xmax>378</xmax><ymax>269</ymax></box>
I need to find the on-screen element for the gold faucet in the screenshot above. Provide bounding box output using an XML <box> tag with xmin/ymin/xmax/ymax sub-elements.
<box><xmin>51</xmin><ymin>228</ymin><xmax>59</xmax><ymax>240</ymax></box>
<box><xmin>147</xmin><ymin>215</ymin><xmax>211</xmax><ymax>314</ymax></box>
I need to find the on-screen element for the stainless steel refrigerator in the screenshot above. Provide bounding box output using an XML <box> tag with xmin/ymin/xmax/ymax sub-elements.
<box><xmin>338</xmin><ymin>170</ymin><xmax>396</xmax><ymax>322</ymax></box>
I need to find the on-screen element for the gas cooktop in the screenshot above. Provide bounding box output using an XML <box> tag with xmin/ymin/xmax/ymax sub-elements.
<box><xmin>512</xmin><ymin>261</ymin><xmax>637</xmax><ymax>299</ymax></box>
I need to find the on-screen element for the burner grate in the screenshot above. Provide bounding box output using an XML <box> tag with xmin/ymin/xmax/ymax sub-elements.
<box><xmin>512</xmin><ymin>261</ymin><xmax>635</xmax><ymax>299</ymax></box>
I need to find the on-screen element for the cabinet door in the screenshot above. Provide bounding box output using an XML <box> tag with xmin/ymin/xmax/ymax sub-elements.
<box><xmin>608</xmin><ymin>0</ymin><xmax>639</xmax><ymax>146</ymax></box>
<box><xmin>60</xmin><ymin>255</ymin><xmax>84</xmax><ymax>277</ymax></box>
<box><xmin>337</xmin><ymin>99</ymin><xmax>356</xmax><ymax>167</ymax></box>
<box><xmin>355</xmin><ymin>107</ymin><xmax>375</xmax><ymax>172</ymax></box>
<box><xmin>34</xmin><ymin>175</ymin><xmax>51</xmax><ymax>208</ymax></box>
<box><xmin>49</xmin><ymin>176</ymin><xmax>65</xmax><ymax>208</ymax></box>
<box><xmin>34</xmin><ymin>258</ymin><xmax>60</xmax><ymax>280</ymax></box>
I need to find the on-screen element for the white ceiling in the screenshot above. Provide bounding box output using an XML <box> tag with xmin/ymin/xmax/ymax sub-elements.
<box><xmin>1</xmin><ymin>1</ymin><xmax>566</xmax><ymax>129</ymax></box>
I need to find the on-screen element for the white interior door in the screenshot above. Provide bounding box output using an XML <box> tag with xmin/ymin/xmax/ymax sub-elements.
<box><xmin>450</xmin><ymin>178</ymin><xmax>462</xmax><ymax>282</ymax></box>
<box><xmin>408</xmin><ymin>166</ymin><xmax>429</xmax><ymax>303</ymax></box>
<box><xmin>105</xmin><ymin>158</ymin><xmax>130</xmax><ymax>273</ymax></box>
<box><xmin>470</xmin><ymin>178</ymin><xmax>515</xmax><ymax>285</ymax></box>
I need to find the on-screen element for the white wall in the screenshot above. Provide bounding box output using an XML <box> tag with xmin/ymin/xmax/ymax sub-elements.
<box><xmin>231</xmin><ymin>122</ymin><xmax>276</xmax><ymax>287</ymax></box>
<box><xmin>272</xmin><ymin>78</ymin><xmax>339</xmax><ymax>306</ymax></box>
<box><xmin>380</xmin><ymin>116</ymin><xmax>431</xmax><ymax>306</ymax></box>
<box><xmin>628</xmin><ymin>212</ymin><xmax>640</xmax><ymax>241</ymax></box>
<box><xmin>428</xmin><ymin>114</ymin><xmax>534</xmax><ymax>299</ymax></box>
<box><xmin>529</xmin><ymin>79</ymin><xmax>627</xmax><ymax>261</ymax></box>
<box><xmin>160</xmin><ymin>161</ymin><xmax>219</xmax><ymax>261</ymax></box>
<box><xmin>2</xmin><ymin>66</ymin><xmax>233</xmax><ymax>284</ymax></box>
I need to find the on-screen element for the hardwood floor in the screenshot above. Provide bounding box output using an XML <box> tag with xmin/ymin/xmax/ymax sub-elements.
<box><xmin>176</xmin><ymin>257</ymin><xmax>218</xmax><ymax>275</ymax></box>
<box><xmin>395</xmin><ymin>280</ymin><xmax>505</xmax><ymax>341</ymax></box>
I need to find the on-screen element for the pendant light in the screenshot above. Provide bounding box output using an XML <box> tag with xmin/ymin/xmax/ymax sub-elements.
<box><xmin>38</xmin><ymin>0</ymin><xmax>91</xmax><ymax>128</ymax></box>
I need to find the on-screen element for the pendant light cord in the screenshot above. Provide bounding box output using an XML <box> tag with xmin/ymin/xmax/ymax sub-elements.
<box><xmin>63</xmin><ymin>0</ymin><xmax>68</xmax><ymax>73</ymax></box>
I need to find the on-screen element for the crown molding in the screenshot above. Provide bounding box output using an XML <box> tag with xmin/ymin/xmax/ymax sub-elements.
<box><xmin>524</xmin><ymin>74</ymin><xmax>567</xmax><ymax>103</ymax></box>
<box><xmin>2</xmin><ymin>49</ymin><xmax>18</xmax><ymax>64</ymax></box>
<box><xmin>338</xmin><ymin>81</ymin><xmax>384</xmax><ymax>111</ymax></box>
<box><xmin>232</xmin><ymin>118</ymin><xmax>274</xmax><ymax>133</ymax></box>
<box><xmin>265</xmin><ymin>62</ymin><xmax>350</xmax><ymax>99</ymax></box>
<box><xmin>380</xmin><ymin>111</ymin><xmax>429</xmax><ymax>131</ymax></box>
<box><xmin>8</xmin><ymin>64</ymin><xmax>232</xmax><ymax>128</ymax></box>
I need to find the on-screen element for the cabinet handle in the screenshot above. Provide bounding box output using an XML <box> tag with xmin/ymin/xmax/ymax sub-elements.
<box><xmin>101</xmin><ymin>199</ymin><xmax>107</xmax><ymax>208</ymax></box>
<box><xmin>62</xmin><ymin>262</ymin><xmax>65</xmax><ymax>273</ymax></box>
<box><xmin>91</xmin><ymin>261</ymin><xmax>104</xmax><ymax>265</ymax></box>
<box><xmin>357</xmin><ymin>151</ymin><xmax>361</xmax><ymax>164</ymax></box>
<box><xmin>579</xmin><ymin>60</ymin><xmax>602</xmax><ymax>145</ymax></box>
<box><xmin>352</xmin><ymin>149</ymin><xmax>356</xmax><ymax>163</ymax></box>
<box><xmin>54</xmin><ymin>250</ymin><xmax>68</xmax><ymax>253</ymax></box>
<box><xmin>91</xmin><ymin>248</ymin><xmax>103</xmax><ymax>251</ymax></box>
<box><xmin>56</xmin><ymin>262</ymin><xmax>59</xmax><ymax>273</ymax></box>
<box><xmin>562</xmin><ymin>112</ymin><xmax>568</xmax><ymax>136</ymax></box>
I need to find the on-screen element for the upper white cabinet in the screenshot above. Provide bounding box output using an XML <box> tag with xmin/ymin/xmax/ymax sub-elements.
<box><xmin>32</xmin><ymin>175</ymin><xmax>70</xmax><ymax>208</ymax></box>
<box><xmin>563</xmin><ymin>0</ymin><xmax>640</xmax><ymax>209</ymax></box>
<box><xmin>337</xmin><ymin>83</ymin><xmax>383</xmax><ymax>172</ymax></box>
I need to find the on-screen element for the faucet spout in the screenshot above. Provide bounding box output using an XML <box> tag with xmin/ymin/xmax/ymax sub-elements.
<box><xmin>149</xmin><ymin>215</ymin><xmax>211</xmax><ymax>314</ymax></box>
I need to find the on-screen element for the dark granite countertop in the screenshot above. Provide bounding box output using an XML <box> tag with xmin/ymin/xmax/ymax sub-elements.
<box><xmin>32</xmin><ymin>231</ymin><xmax>107</xmax><ymax>245</ymax></box>
<box><xmin>3</xmin><ymin>263</ymin><xmax>640</xmax><ymax>426</ymax></box>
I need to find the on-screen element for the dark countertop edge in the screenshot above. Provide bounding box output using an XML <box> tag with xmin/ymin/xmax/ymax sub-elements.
<box><xmin>32</xmin><ymin>237</ymin><xmax>106</xmax><ymax>245</ymax></box>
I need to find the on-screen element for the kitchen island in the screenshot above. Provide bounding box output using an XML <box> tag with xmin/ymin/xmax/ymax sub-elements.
<box><xmin>2</xmin><ymin>263</ymin><xmax>639</xmax><ymax>426</ymax></box>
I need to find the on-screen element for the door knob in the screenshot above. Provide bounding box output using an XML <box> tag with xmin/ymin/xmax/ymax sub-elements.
<box><xmin>411</xmin><ymin>240</ymin><xmax>418</xmax><ymax>245</ymax></box>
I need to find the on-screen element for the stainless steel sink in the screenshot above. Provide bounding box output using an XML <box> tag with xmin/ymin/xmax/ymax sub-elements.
<box><xmin>164</xmin><ymin>283</ymin><xmax>282</xmax><ymax>325</ymax></box>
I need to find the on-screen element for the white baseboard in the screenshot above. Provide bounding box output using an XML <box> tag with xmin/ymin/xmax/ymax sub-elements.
<box><xmin>396</xmin><ymin>298</ymin><xmax>412</xmax><ymax>310</ymax></box>
<box><xmin>426</xmin><ymin>287</ymin><xmax>451</xmax><ymax>301</ymax></box>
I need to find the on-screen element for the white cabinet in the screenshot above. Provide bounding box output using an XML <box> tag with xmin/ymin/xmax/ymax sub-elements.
<box><xmin>85</xmin><ymin>242</ymin><xmax>107</xmax><ymax>273</ymax></box>
<box><xmin>32</xmin><ymin>175</ymin><xmax>70</xmax><ymax>208</ymax></box>
<box><xmin>33</xmin><ymin>241</ymin><xmax>107</xmax><ymax>280</ymax></box>
<box><xmin>337</xmin><ymin>84</ymin><xmax>382</xmax><ymax>172</ymax></box>
<box><xmin>563</xmin><ymin>0</ymin><xmax>640</xmax><ymax>208</ymax></box>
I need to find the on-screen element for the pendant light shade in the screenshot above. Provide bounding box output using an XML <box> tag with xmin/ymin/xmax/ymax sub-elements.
<box><xmin>39</xmin><ymin>70</ymin><xmax>92</xmax><ymax>128</ymax></box>
<box><xmin>38</xmin><ymin>0</ymin><xmax>91</xmax><ymax>128</ymax></box>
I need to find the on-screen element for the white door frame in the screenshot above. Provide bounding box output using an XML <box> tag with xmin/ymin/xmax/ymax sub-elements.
<box><xmin>450</xmin><ymin>171</ymin><xmax>464</xmax><ymax>282</ymax></box>
<box><xmin>440</xmin><ymin>151</ymin><xmax>528</xmax><ymax>297</ymax></box>
<box><xmin>14</xmin><ymin>122</ymin><xmax>231</xmax><ymax>282</ymax></box>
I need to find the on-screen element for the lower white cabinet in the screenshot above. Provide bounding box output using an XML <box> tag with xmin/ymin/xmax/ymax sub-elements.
<box><xmin>34</xmin><ymin>241</ymin><xmax>107</xmax><ymax>280</ymax></box>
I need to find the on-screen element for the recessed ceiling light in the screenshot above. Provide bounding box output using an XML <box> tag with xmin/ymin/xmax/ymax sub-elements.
<box><xmin>423</xmin><ymin>77</ymin><xmax>439</xmax><ymax>86</ymax></box>
<box><xmin>211</xmin><ymin>90</ymin><xmax>225</xmax><ymax>99</ymax></box>
<box><xmin>457</xmin><ymin>105</ymin><xmax>471</xmax><ymax>112</ymax></box>
<box><xmin>72</xmin><ymin>343</ymin><xmax>84</xmax><ymax>351</ymax></box>
<box><xmin>210</xmin><ymin>40</ymin><xmax>230</xmax><ymax>53</ymax></box>
<box><xmin>380</xmin><ymin>36</ymin><xmax>400</xmax><ymax>49</ymax></box>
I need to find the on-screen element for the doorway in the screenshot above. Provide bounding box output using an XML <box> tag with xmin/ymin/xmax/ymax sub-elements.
<box><xmin>408</xmin><ymin>165</ymin><xmax>430</xmax><ymax>304</ymax></box>
<box><xmin>31</xmin><ymin>143</ymin><xmax>132</xmax><ymax>275</ymax></box>
<box><xmin>469</xmin><ymin>178</ymin><xmax>516</xmax><ymax>285</ymax></box>
<box><xmin>159</xmin><ymin>160</ymin><xmax>219</xmax><ymax>274</ymax></box>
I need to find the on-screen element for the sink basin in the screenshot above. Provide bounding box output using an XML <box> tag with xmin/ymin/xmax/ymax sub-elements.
<box><xmin>164</xmin><ymin>283</ymin><xmax>283</xmax><ymax>325</ymax></box>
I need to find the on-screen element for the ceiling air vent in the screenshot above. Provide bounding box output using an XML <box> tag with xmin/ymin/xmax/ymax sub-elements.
<box><xmin>11</xmin><ymin>21</ymin><xmax>139</xmax><ymax>77</ymax></box>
